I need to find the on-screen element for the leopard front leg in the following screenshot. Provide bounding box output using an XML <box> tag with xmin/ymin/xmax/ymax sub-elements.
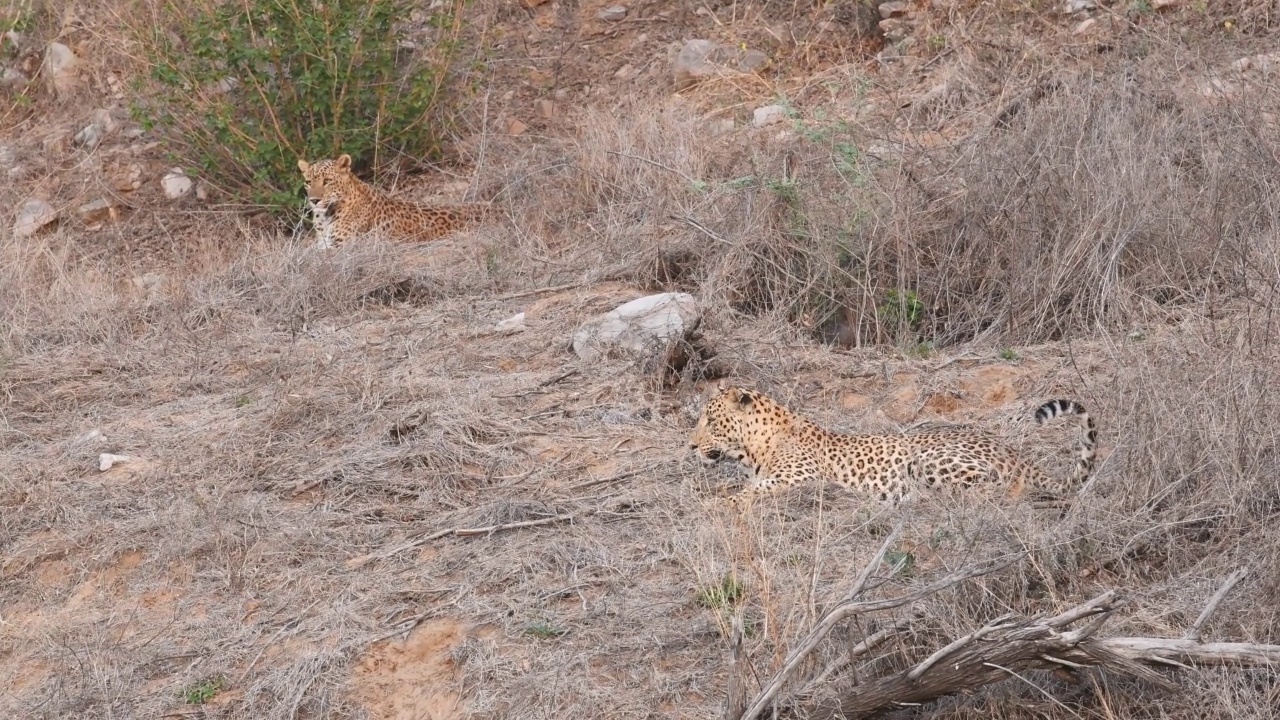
<box><xmin>727</xmin><ymin>450</ymin><xmax>811</xmax><ymax>509</ymax></box>
<box><xmin>727</xmin><ymin>474</ymin><xmax>793</xmax><ymax>509</ymax></box>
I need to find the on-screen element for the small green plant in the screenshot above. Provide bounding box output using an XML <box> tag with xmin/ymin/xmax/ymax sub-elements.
<box><xmin>998</xmin><ymin>348</ymin><xmax>1019</xmax><ymax>361</ymax></box>
<box><xmin>905</xmin><ymin>340</ymin><xmax>935</xmax><ymax>358</ymax></box>
<box><xmin>524</xmin><ymin>619</ymin><xmax>566</xmax><ymax>639</ymax></box>
<box><xmin>926</xmin><ymin>34</ymin><xmax>947</xmax><ymax>52</ymax></box>
<box><xmin>234</xmin><ymin>394</ymin><xmax>252</xmax><ymax>408</ymax></box>
<box><xmin>135</xmin><ymin>0</ymin><xmax>466</xmax><ymax>211</ymax></box>
<box><xmin>696</xmin><ymin>574</ymin><xmax>746</xmax><ymax>610</ymax></box>
<box><xmin>183</xmin><ymin>677</ymin><xmax>224</xmax><ymax>705</ymax></box>
<box><xmin>765</xmin><ymin>177</ymin><xmax>799</xmax><ymax>204</ymax></box>
<box><xmin>885</xmin><ymin>548</ymin><xmax>916</xmax><ymax>576</ymax></box>
<box><xmin>879</xmin><ymin>289</ymin><xmax>925</xmax><ymax>330</ymax></box>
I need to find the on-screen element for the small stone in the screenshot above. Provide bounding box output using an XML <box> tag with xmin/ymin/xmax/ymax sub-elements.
<box><xmin>196</xmin><ymin>182</ymin><xmax>209</xmax><ymax>201</ymax></box>
<box><xmin>98</xmin><ymin>453</ymin><xmax>132</xmax><ymax>472</ymax></box>
<box><xmin>0</xmin><ymin>67</ymin><xmax>27</xmax><ymax>89</ymax></box>
<box><xmin>1073</xmin><ymin>18</ymin><xmax>1097</xmax><ymax>34</ymax></box>
<box><xmin>1150</xmin><ymin>0</ymin><xmax>1176</xmax><ymax>7</ymax></box>
<box><xmin>521</xmin><ymin>0</ymin><xmax>548</xmax><ymax>6</ymax></box>
<box><xmin>740</xmin><ymin>50</ymin><xmax>769</xmax><ymax>72</ymax></box>
<box><xmin>1231</xmin><ymin>56</ymin><xmax>1251</xmax><ymax>72</ymax></box>
<box><xmin>76</xmin><ymin>198</ymin><xmax>115</xmax><ymax>224</ymax></box>
<box><xmin>752</xmin><ymin>104</ymin><xmax>788</xmax><ymax>127</ymax></box>
<box><xmin>161</xmin><ymin>168</ymin><xmax>193</xmax><ymax>200</ymax></box>
<box><xmin>77</xmin><ymin>428</ymin><xmax>105</xmax><ymax>444</ymax></box>
<box><xmin>73</xmin><ymin>123</ymin><xmax>101</xmax><ymax>148</ymax></box>
<box><xmin>673</xmin><ymin>39</ymin><xmax>770</xmax><ymax>90</ymax></box>
<box><xmin>879</xmin><ymin>18</ymin><xmax>910</xmax><ymax>41</ymax></box>
<box><xmin>12</xmin><ymin>199</ymin><xmax>57</xmax><ymax>238</ymax></box>
<box><xmin>598</xmin><ymin>5</ymin><xmax>627</xmax><ymax>21</ymax></box>
<box><xmin>535</xmin><ymin>99</ymin><xmax>555</xmax><ymax>119</ymax></box>
<box><xmin>1063</xmin><ymin>0</ymin><xmax>1094</xmax><ymax>12</ymax></box>
<box><xmin>111</xmin><ymin>163</ymin><xmax>144</xmax><ymax>192</ymax></box>
<box><xmin>91</xmin><ymin>108</ymin><xmax>116</xmax><ymax>133</ymax></box>
<box><xmin>42</xmin><ymin>42</ymin><xmax>79</xmax><ymax>95</ymax></box>
<box><xmin>879</xmin><ymin>1</ymin><xmax>910</xmax><ymax>18</ymax></box>
<box><xmin>506</xmin><ymin>117</ymin><xmax>528</xmax><ymax>135</ymax></box>
<box><xmin>495</xmin><ymin>312</ymin><xmax>527</xmax><ymax>334</ymax></box>
<box><xmin>614</xmin><ymin>63</ymin><xmax>635</xmax><ymax>79</ymax></box>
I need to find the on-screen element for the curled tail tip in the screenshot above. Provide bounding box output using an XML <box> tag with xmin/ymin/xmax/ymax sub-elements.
<box><xmin>1034</xmin><ymin>399</ymin><xmax>1088</xmax><ymax>424</ymax></box>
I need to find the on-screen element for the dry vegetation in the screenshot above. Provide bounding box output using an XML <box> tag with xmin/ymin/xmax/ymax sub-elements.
<box><xmin>4</xmin><ymin>1</ymin><xmax>1280</xmax><ymax>718</ymax></box>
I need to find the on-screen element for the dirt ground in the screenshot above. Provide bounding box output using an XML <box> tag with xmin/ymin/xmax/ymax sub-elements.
<box><xmin>4</xmin><ymin>0</ymin><xmax>1280</xmax><ymax>718</ymax></box>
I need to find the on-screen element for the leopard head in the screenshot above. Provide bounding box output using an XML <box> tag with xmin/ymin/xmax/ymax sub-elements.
<box><xmin>689</xmin><ymin>386</ymin><xmax>763</xmax><ymax>467</ymax></box>
<box><xmin>297</xmin><ymin>154</ymin><xmax>359</xmax><ymax>212</ymax></box>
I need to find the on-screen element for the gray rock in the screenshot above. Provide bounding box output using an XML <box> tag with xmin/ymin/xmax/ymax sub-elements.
<box><xmin>73</xmin><ymin>123</ymin><xmax>101</xmax><ymax>148</ymax></box>
<box><xmin>752</xmin><ymin>104</ymin><xmax>788</xmax><ymax>127</ymax></box>
<box><xmin>571</xmin><ymin>292</ymin><xmax>702</xmax><ymax>362</ymax></box>
<box><xmin>879</xmin><ymin>1</ymin><xmax>910</xmax><ymax>18</ymax></box>
<box><xmin>1</xmin><ymin>67</ymin><xmax>27</xmax><ymax>89</ymax></box>
<box><xmin>42</xmin><ymin>42</ymin><xmax>78</xmax><ymax>95</ymax></box>
<box><xmin>12</xmin><ymin>199</ymin><xmax>57</xmax><ymax>237</ymax></box>
<box><xmin>76</xmin><ymin>198</ymin><xmax>114</xmax><ymax>224</ymax></box>
<box><xmin>598</xmin><ymin>5</ymin><xmax>627</xmax><ymax>21</ymax></box>
<box><xmin>495</xmin><ymin>312</ymin><xmax>527</xmax><ymax>334</ymax></box>
<box><xmin>673</xmin><ymin>39</ymin><xmax>768</xmax><ymax>90</ymax></box>
<box><xmin>161</xmin><ymin>168</ymin><xmax>193</xmax><ymax>200</ymax></box>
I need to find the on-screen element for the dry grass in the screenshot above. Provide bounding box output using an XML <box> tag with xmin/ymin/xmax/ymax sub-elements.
<box><xmin>4</xmin><ymin>16</ymin><xmax>1280</xmax><ymax>720</ymax></box>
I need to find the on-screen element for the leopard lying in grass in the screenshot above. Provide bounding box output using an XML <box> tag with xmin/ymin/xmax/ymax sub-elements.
<box><xmin>689</xmin><ymin>386</ymin><xmax>1096</xmax><ymax>507</ymax></box>
<box><xmin>297</xmin><ymin>154</ymin><xmax>490</xmax><ymax>249</ymax></box>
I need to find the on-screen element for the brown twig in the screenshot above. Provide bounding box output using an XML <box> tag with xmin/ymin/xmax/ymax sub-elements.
<box><xmin>1185</xmin><ymin>566</ymin><xmax>1249</xmax><ymax>642</ymax></box>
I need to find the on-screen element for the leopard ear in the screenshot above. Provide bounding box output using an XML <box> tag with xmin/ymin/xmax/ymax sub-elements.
<box><xmin>734</xmin><ymin>389</ymin><xmax>754</xmax><ymax>408</ymax></box>
<box><xmin>336</xmin><ymin>154</ymin><xmax>352</xmax><ymax>169</ymax></box>
<box><xmin>297</xmin><ymin>159</ymin><xmax>309</xmax><ymax>172</ymax></box>
<box><xmin>716</xmin><ymin>378</ymin><xmax>728</xmax><ymax>392</ymax></box>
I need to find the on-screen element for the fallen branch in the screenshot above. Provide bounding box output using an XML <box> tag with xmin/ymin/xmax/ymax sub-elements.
<box><xmin>783</xmin><ymin>566</ymin><xmax>1273</xmax><ymax>720</ymax></box>
<box><xmin>738</xmin><ymin>518</ymin><xmax>1023</xmax><ymax>720</ymax></box>
<box><xmin>346</xmin><ymin>514</ymin><xmax>576</xmax><ymax>569</ymax></box>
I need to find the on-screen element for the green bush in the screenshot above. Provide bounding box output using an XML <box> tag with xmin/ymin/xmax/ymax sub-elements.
<box><xmin>135</xmin><ymin>0</ymin><xmax>466</xmax><ymax>211</ymax></box>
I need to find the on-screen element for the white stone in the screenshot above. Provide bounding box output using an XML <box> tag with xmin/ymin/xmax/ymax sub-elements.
<box><xmin>495</xmin><ymin>312</ymin><xmax>527</xmax><ymax>334</ymax></box>
<box><xmin>42</xmin><ymin>42</ymin><xmax>78</xmax><ymax>95</ymax></box>
<box><xmin>571</xmin><ymin>292</ymin><xmax>702</xmax><ymax>362</ymax></box>
<box><xmin>98</xmin><ymin>453</ymin><xmax>133</xmax><ymax>472</ymax></box>
<box><xmin>12</xmin><ymin>199</ymin><xmax>57</xmax><ymax>238</ymax></box>
<box><xmin>0</xmin><ymin>67</ymin><xmax>26</xmax><ymax>89</ymax></box>
<box><xmin>752</xmin><ymin>104</ymin><xmax>788</xmax><ymax>127</ymax></box>
<box><xmin>598</xmin><ymin>5</ymin><xmax>626</xmax><ymax>20</ymax></box>
<box><xmin>161</xmin><ymin>168</ymin><xmax>193</xmax><ymax>200</ymax></box>
<box><xmin>74</xmin><ymin>123</ymin><xmax>101</xmax><ymax>148</ymax></box>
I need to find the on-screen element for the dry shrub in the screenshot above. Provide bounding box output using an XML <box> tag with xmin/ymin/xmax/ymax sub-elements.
<box><xmin>489</xmin><ymin>59</ymin><xmax>1280</xmax><ymax>350</ymax></box>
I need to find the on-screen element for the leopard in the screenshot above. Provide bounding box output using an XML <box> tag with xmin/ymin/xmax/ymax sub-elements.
<box><xmin>297</xmin><ymin>154</ymin><xmax>490</xmax><ymax>249</ymax></box>
<box><xmin>689</xmin><ymin>385</ymin><xmax>1097</xmax><ymax>507</ymax></box>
